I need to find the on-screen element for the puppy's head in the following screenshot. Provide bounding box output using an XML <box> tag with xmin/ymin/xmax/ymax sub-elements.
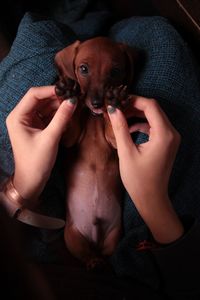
<box><xmin>55</xmin><ymin>37</ymin><xmax>137</xmax><ymax>115</ymax></box>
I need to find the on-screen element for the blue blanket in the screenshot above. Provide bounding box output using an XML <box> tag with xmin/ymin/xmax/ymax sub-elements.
<box><xmin>0</xmin><ymin>12</ymin><xmax>200</xmax><ymax>289</ymax></box>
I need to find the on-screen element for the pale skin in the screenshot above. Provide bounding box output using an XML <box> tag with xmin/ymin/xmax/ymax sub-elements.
<box><xmin>5</xmin><ymin>86</ymin><xmax>77</xmax><ymax>208</ymax></box>
<box><xmin>107</xmin><ymin>97</ymin><xmax>184</xmax><ymax>244</ymax></box>
<box><xmin>5</xmin><ymin>86</ymin><xmax>184</xmax><ymax>244</ymax></box>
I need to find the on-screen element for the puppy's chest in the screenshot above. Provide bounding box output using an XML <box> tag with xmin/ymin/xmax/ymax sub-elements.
<box><xmin>76</xmin><ymin>115</ymin><xmax>114</xmax><ymax>166</ymax></box>
<box><xmin>65</xmin><ymin>115</ymin><xmax>119</xmax><ymax>192</ymax></box>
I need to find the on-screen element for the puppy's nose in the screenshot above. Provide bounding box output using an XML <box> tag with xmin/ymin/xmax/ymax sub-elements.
<box><xmin>92</xmin><ymin>98</ymin><xmax>103</xmax><ymax>109</ymax></box>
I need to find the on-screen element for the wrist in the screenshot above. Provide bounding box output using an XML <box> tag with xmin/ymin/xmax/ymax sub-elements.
<box><xmin>0</xmin><ymin>176</ymin><xmax>65</xmax><ymax>229</ymax></box>
<box><xmin>0</xmin><ymin>176</ymin><xmax>24</xmax><ymax>216</ymax></box>
<box><xmin>150</xmin><ymin>211</ymin><xmax>184</xmax><ymax>244</ymax></box>
<box><xmin>136</xmin><ymin>195</ymin><xmax>184</xmax><ymax>244</ymax></box>
<box><xmin>13</xmin><ymin>172</ymin><xmax>45</xmax><ymax>207</ymax></box>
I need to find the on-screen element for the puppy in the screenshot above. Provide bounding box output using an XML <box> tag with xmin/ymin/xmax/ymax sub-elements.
<box><xmin>55</xmin><ymin>37</ymin><xmax>136</xmax><ymax>269</ymax></box>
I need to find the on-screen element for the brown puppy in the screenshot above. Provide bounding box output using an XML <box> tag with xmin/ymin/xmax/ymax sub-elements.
<box><xmin>55</xmin><ymin>37</ymin><xmax>136</xmax><ymax>269</ymax></box>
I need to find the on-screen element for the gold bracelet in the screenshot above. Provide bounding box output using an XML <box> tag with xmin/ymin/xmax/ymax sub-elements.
<box><xmin>1</xmin><ymin>176</ymin><xmax>65</xmax><ymax>229</ymax></box>
<box><xmin>2</xmin><ymin>176</ymin><xmax>25</xmax><ymax>208</ymax></box>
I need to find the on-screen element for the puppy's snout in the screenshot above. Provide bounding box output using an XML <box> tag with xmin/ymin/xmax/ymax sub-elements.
<box><xmin>92</xmin><ymin>97</ymin><xmax>103</xmax><ymax>109</ymax></box>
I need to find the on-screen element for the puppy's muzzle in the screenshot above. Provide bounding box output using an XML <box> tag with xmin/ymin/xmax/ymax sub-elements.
<box><xmin>91</xmin><ymin>96</ymin><xmax>103</xmax><ymax>109</ymax></box>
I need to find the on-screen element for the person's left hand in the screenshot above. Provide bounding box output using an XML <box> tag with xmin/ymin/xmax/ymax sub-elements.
<box><xmin>6</xmin><ymin>86</ymin><xmax>77</xmax><ymax>208</ymax></box>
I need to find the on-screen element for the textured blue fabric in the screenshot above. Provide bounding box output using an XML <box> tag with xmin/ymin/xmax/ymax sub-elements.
<box><xmin>1</xmin><ymin>13</ymin><xmax>200</xmax><ymax>289</ymax></box>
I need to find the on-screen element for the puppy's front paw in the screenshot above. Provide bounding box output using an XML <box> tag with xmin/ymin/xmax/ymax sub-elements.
<box><xmin>55</xmin><ymin>77</ymin><xmax>80</xmax><ymax>99</ymax></box>
<box><xmin>105</xmin><ymin>85</ymin><xmax>130</xmax><ymax>109</ymax></box>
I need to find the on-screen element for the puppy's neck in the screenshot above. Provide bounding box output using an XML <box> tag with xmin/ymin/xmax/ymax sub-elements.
<box><xmin>80</xmin><ymin>113</ymin><xmax>112</xmax><ymax>155</ymax></box>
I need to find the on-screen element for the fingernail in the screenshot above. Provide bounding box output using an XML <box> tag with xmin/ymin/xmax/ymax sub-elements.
<box><xmin>107</xmin><ymin>105</ymin><xmax>116</xmax><ymax>114</ymax></box>
<box><xmin>66</xmin><ymin>97</ymin><xmax>77</xmax><ymax>105</ymax></box>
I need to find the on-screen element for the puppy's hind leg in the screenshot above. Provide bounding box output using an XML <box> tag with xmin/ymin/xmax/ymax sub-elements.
<box><xmin>102</xmin><ymin>225</ymin><xmax>122</xmax><ymax>257</ymax></box>
<box><xmin>64</xmin><ymin>224</ymin><xmax>105</xmax><ymax>270</ymax></box>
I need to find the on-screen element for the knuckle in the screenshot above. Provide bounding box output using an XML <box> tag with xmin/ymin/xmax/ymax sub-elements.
<box><xmin>165</xmin><ymin>129</ymin><xmax>180</xmax><ymax>146</ymax></box>
<box><xmin>27</xmin><ymin>87</ymin><xmax>37</xmax><ymax>96</ymax></box>
<box><xmin>148</xmin><ymin>98</ymin><xmax>157</xmax><ymax>107</ymax></box>
<box><xmin>166</xmin><ymin>131</ymin><xmax>175</xmax><ymax>144</ymax></box>
<box><xmin>146</xmin><ymin>98</ymin><xmax>159</xmax><ymax>113</ymax></box>
<box><xmin>174</xmin><ymin>130</ymin><xmax>181</xmax><ymax>146</ymax></box>
<box><xmin>5</xmin><ymin>116</ymin><xmax>10</xmax><ymax>128</ymax></box>
<box><xmin>6</xmin><ymin>114</ymin><xmax>12</xmax><ymax>128</ymax></box>
<box><xmin>6</xmin><ymin>108</ymin><xmax>20</xmax><ymax>131</ymax></box>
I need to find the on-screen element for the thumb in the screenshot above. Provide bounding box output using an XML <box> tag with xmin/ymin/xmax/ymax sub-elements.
<box><xmin>45</xmin><ymin>98</ymin><xmax>77</xmax><ymax>139</ymax></box>
<box><xmin>107</xmin><ymin>105</ymin><xmax>136</xmax><ymax>156</ymax></box>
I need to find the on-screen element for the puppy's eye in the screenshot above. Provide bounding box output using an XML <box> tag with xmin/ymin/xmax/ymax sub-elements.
<box><xmin>110</xmin><ymin>67</ymin><xmax>122</xmax><ymax>79</ymax></box>
<box><xmin>79</xmin><ymin>64</ymin><xmax>89</xmax><ymax>75</ymax></box>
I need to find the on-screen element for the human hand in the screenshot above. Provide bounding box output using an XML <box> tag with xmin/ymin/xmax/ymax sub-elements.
<box><xmin>6</xmin><ymin>86</ymin><xmax>77</xmax><ymax>208</ymax></box>
<box><xmin>107</xmin><ymin>96</ymin><xmax>184</xmax><ymax>243</ymax></box>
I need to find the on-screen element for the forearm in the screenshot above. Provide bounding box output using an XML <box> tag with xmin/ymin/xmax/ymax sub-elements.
<box><xmin>138</xmin><ymin>195</ymin><xmax>184</xmax><ymax>244</ymax></box>
<box><xmin>13</xmin><ymin>171</ymin><xmax>46</xmax><ymax>207</ymax></box>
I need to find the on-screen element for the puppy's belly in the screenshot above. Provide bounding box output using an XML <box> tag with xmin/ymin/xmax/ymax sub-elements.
<box><xmin>66</xmin><ymin>164</ymin><xmax>122</xmax><ymax>244</ymax></box>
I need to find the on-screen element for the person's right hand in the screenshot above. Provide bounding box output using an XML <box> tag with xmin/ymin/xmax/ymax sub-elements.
<box><xmin>6</xmin><ymin>86</ymin><xmax>77</xmax><ymax>208</ymax></box>
<box><xmin>107</xmin><ymin>96</ymin><xmax>184</xmax><ymax>244</ymax></box>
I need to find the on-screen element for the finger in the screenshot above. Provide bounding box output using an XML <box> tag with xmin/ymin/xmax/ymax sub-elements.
<box><xmin>45</xmin><ymin>98</ymin><xmax>77</xmax><ymax>140</ymax></box>
<box><xmin>107</xmin><ymin>106</ymin><xmax>137</xmax><ymax>156</ymax></box>
<box><xmin>129</xmin><ymin>122</ymin><xmax>150</xmax><ymax>135</ymax></box>
<box><xmin>13</xmin><ymin>86</ymin><xmax>57</xmax><ymax>116</ymax></box>
<box><xmin>124</xmin><ymin>103</ymin><xmax>146</xmax><ymax>119</ymax></box>
<box><xmin>35</xmin><ymin>97</ymin><xmax>61</xmax><ymax>127</ymax></box>
<box><xmin>131</xmin><ymin>96</ymin><xmax>174</xmax><ymax>135</ymax></box>
<box><xmin>37</xmin><ymin>96</ymin><xmax>61</xmax><ymax>116</ymax></box>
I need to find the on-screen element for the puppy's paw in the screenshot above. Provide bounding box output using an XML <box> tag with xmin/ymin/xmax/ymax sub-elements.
<box><xmin>55</xmin><ymin>77</ymin><xmax>80</xmax><ymax>99</ymax></box>
<box><xmin>105</xmin><ymin>85</ymin><xmax>130</xmax><ymax>110</ymax></box>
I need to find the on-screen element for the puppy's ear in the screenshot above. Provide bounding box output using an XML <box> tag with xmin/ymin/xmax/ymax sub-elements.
<box><xmin>55</xmin><ymin>40</ymin><xmax>81</xmax><ymax>80</ymax></box>
<box><xmin>118</xmin><ymin>43</ymin><xmax>138</xmax><ymax>90</ymax></box>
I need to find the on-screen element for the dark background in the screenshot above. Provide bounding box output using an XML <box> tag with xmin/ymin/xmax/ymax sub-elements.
<box><xmin>0</xmin><ymin>0</ymin><xmax>200</xmax><ymax>61</ymax></box>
